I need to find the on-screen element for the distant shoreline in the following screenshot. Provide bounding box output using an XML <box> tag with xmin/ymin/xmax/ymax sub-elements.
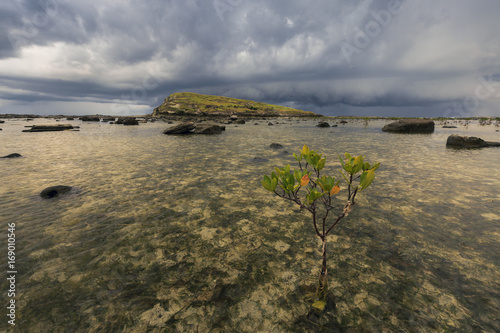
<box><xmin>1</xmin><ymin>113</ymin><xmax>499</xmax><ymax>121</ymax></box>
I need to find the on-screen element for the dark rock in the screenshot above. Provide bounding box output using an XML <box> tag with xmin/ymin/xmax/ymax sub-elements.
<box><xmin>1</xmin><ymin>153</ymin><xmax>22</xmax><ymax>158</ymax></box>
<box><xmin>234</xmin><ymin>119</ymin><xmax>246</xmax><ymax>124</ymax></box>
<box><xmin>249</xmin><ymin>157</ymin><xmax>269</xmax><ymax>163</ymax></box>
<box><xmin>40</xmin><ymin>185</ymin><xmax>72</xmax><ymax>199</ymax></box>
<box><xmin>122</xmin><ymin>118</ymin><xmax>139</xmax><ymax>126</ymax></box>
<box><xmin>442</xmin><ymin>125</ymin><xmax>457</xmax><ymax>128</ymax></box>
<box><xmin>0</xmin><ymin>120</ymin><xmax>5</xmax><ymax>123</ymax></box>
<box><xmin>446</xmin><ymin>135</ymin><xmax>500</xmax><ymax>148</ymax></box>
<box><xmin>331</xmin><ymin>124</ymin><xmax>338</xmax><ymax>127</ymax></box>
<box><xmin>102</xmin><ymin>117</ymin><xmax>116</xmax><ymax>122</ymax></box>
<box><xmin>163</xmin><ymin>122</ymin><xmax>196</xmax><ymax>134</ymax></box>
<box><xmin>382</xmin><ymin>119</ymin><xmax>435</xmax><ymax>133</ymax></box>
<box><xmin>22</xmin><ymin>124</ymin><xmax>75</xmax><ymax>132</ymax></box>
<box><xmin>339</xmin><ymin>120</ymin><xmax>348</xmax><ymax>124</ymax></box>
<box><xmin>192</xmin><ymin>124</ymin><xmax>225</xmax><ymax>134</ymax></box>
<box><xmin>270</xmin><ymin>143</ymin><xmax>284</xmax><ymax>149</ymax></box>
<box><xmin>163</xmin><ymin>122</ymin><xmax>225</xmax><ymax>135</ymax></box>
<box><xmin>66</xmin><ymin>117</ymin><xmax>74</xmax><ymax>120</ymax></box>
<box><xmin>268</xmin><ymin>122</ymin><xmax>274</xmax><ymax>126</ymax></box>
<box><xmin>316</xmin><ymin>121</ymin><xmax>330</xmax><ymax>128</ymax></box>
<box><xmin>80</xmin><ymin>116</ymin><xmax>100</xmax><ymax>121</ymax></box>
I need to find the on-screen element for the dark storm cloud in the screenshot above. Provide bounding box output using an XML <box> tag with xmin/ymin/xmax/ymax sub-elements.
<box><xmin>1</xmin><ymin>0</ymin><xmax>500</xmax><ymax>116</ymax></box>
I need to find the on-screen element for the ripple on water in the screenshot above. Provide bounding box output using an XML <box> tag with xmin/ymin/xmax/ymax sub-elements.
<box><xmin>0</xmin><ymin>119</ymin><xmax>499</xmax><ymax>332</ymax></box>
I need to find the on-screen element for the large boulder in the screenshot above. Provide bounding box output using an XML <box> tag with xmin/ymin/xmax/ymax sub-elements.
<box><xmin>40</xmin><ymin>185</ymin><xmax>72</xmax><ymax>199</ymax></box>
<box><xmin>382</xmin><ymin>119</ymin><xmax>435</xmax><ymax>133</ymax></box>
<box><xmin>446</xmin><ymin>135</ymin><xmax>500</xmax><ymax>148</ymax></box>
<box><xmin>1</xmin><ymin>153</ymin><xmax>22</xmax><ymax>158</ymax></box>
<box><xmin>316</xmin><ymin>121</ymin><xmax>330</xmax><ymax>128</ymax></box>
<box><xmin>191</xmin><ymin>123</ymin><xmax>226</xmax><ymax>134</ymax></box>
<box><xmin>163</xmin><ymin>122</ymin><xmax>196</xmax><ymax>134</ymax></box>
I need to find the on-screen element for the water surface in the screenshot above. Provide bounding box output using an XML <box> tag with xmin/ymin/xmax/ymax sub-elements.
<box><xmin>1</xmin><ymin>118</ymin><xmax>499</xmax><ymax>332</ymax></box>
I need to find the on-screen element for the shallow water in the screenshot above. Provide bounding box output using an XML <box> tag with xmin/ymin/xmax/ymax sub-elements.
<box><xmin>1</xmin><ymin>118</ymin><xmax>499</xmax><ymax>332</ymax></box>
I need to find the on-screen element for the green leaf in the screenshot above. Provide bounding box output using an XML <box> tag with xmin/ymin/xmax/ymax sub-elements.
<box><xmin>317</xmin><ymin>158</ymin><xmax>326</xmax><ymax>171</ymax></box>
<box><xmin>352</xmin><ymin>155</ymin><xmax>364</xmax><ymax>174</ymax></box>
<box><xmin>360</xmin><ymin>169</ymin><xmax>375</xmax><ymax>190</ymax></box>
<box><xmin>271</xmin><ymin>178</ymin><xmax>278</xmax><ymax>191</ymax></box>
<box><xmin>301</xmin><ymin>145</ymin><xmax>310</xmax><ymax>156</ymax></box>
<box><xmin>293</xmin><ymin>152</ymin><xmax>302</xmax><ymax>162</ymax></box>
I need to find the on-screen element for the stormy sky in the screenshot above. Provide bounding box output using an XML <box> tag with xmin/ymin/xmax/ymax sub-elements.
<box><xmin>1</xmin><ymin>0</ymin><xmax>500</xmax><ymax>117</ymax></box>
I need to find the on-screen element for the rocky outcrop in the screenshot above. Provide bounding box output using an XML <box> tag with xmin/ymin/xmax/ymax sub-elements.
<box><xmin>446</xmin><ymin>135</ymin><xmax>500</xmax><ymax>148</ymax></box>
<box><xmin>22</xmin><ymin>124</ymin><xmax>76</xmax><ymax>132</ymax></box>
<box><xmin>40</xmin><ymin>185</ymin><xmax>72</xmax><ymax>199</ymax></box>
<box><xmin>382</xmin><ymin>119</ymin><xmax>435</xmax><ymax>133</ymax></box>
<box><xmin>317</xmin><ymin>121</ymin><xmax>330</xmax><ymax>128</ymax></box>
<box><xmin>1</xmin><ymin>153</ymin><xmax>22</xmax><ymax>158</ymax></box>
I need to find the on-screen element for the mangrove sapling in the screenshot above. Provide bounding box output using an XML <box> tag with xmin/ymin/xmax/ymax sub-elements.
<box><xmin>261</xmin><ymin>145</ymin><xmax>379</xmax><ymax>310</ymax></box>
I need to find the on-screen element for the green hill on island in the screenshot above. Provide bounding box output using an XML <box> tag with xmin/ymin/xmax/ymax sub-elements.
<box><xmin>153</xmin><ymin>92</ymin><xmax>320</xmax><ymax>117</ymax></box>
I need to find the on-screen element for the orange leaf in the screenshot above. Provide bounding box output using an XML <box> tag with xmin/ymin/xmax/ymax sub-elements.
<box><xmin>300</xmin><ymin>175</ymin><xmax>310</xmax><ymax>187</ymax></box>
<box><xmin>330</xmin><ymin>186</ymin><xmax>340</xmax><ymax>196</ymax></box>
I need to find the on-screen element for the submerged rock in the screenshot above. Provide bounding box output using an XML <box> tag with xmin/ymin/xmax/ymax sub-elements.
<box><xmin>248</xmin><ymin>157</ymin><xmax>269</xmax><ymax>163</ymax></box>
<box><xmin>446</xmin><ymin>135</ymin><xmax>500</xmax><ymax>148</ymax></box>
<box><xmin>270</xmin><ymin>143</ymin><xmax>284</xmax><ymax>149</ymax></box>
<box><xmin>1</xmin><ymin>153</ymin><xmax>22</xmax><ymax>158</ymax></box>
<box><xmin>40</xmin><ymin>185</ymin><xmax>73</xmax><ymax>199</ymax></box>
<box><xmin>382</xmin><ymin>119</ymin><xmax>435</xmax><ymax>133</ymax></box>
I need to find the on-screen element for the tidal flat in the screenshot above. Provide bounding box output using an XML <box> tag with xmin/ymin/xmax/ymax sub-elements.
<box><xmin>0</xmin><ymin>118</ymin><xmax>499</xmax><ymax>332</ymax></box>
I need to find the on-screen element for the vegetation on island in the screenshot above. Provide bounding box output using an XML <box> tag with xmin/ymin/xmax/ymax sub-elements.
<box><xmin>153</xmin><ymin>92</ymin><xmax>320</xmax><ymax>117</ymax></box>
<box><xmin>262</xmin><ymin>145</ymin><xmax>379</xmax><ymax>311</ymax></box>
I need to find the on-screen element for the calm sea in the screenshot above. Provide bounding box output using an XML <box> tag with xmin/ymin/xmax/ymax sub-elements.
<box><xmin>1</xmin><ymin>118</ymin><xmax>499</xmax><ymax>332</ymax></box>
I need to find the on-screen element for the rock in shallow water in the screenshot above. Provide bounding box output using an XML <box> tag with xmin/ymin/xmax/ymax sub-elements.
<box><xmin>382</xmin><ymin>119</ymin><xmax>434</xmax><ymax>133</ymax></box>
<box><xmin>1</xmin><ymin>153</ymin><xmax>22</xmax><ymax>158</ymax></box>
<box><xmin>446</xmin><ymin>134</ymin><xmax>500</xmax><ymax>148</ymax></box>
<box><xmin>316</xmin><ymin>121</ymin><xmax>330</xmax><ymax>128</ymax></box>
<box><xmin>22</xmin><ymin>124</ymin><xmax>76</xmax><ymax>132</ymax></box>
<box><xmin>163</xmin><ymin>122</ymin><xmax>225</xmax><ymax>135</ymax></box>
<box><xmin>270</xmin><ymin>143</ymin><xmax>284</xmax><ymax>149</ymax></box>
<box><xmin>40</xmin><ymin>185</ymin><xmax>73</xmax><ymax>199</ymax></box>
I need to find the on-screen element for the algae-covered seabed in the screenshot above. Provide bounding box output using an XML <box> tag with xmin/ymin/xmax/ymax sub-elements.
<box><xmin>0</xmin><ymin>119</ymin><xmax>499</xmax><ymax>332</ymax></box>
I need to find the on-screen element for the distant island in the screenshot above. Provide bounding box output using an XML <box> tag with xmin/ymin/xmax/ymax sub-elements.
<box><xmin>153</xmin><ymin>92</ymin><xmax>320</xmax><ymax>118</ymax></box>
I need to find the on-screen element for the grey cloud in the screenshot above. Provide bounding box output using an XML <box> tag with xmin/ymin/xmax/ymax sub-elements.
<box><xmin>1</xmin><ymin>0</ymin><xmax>500</xmax><ymax>116</ymax></box>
